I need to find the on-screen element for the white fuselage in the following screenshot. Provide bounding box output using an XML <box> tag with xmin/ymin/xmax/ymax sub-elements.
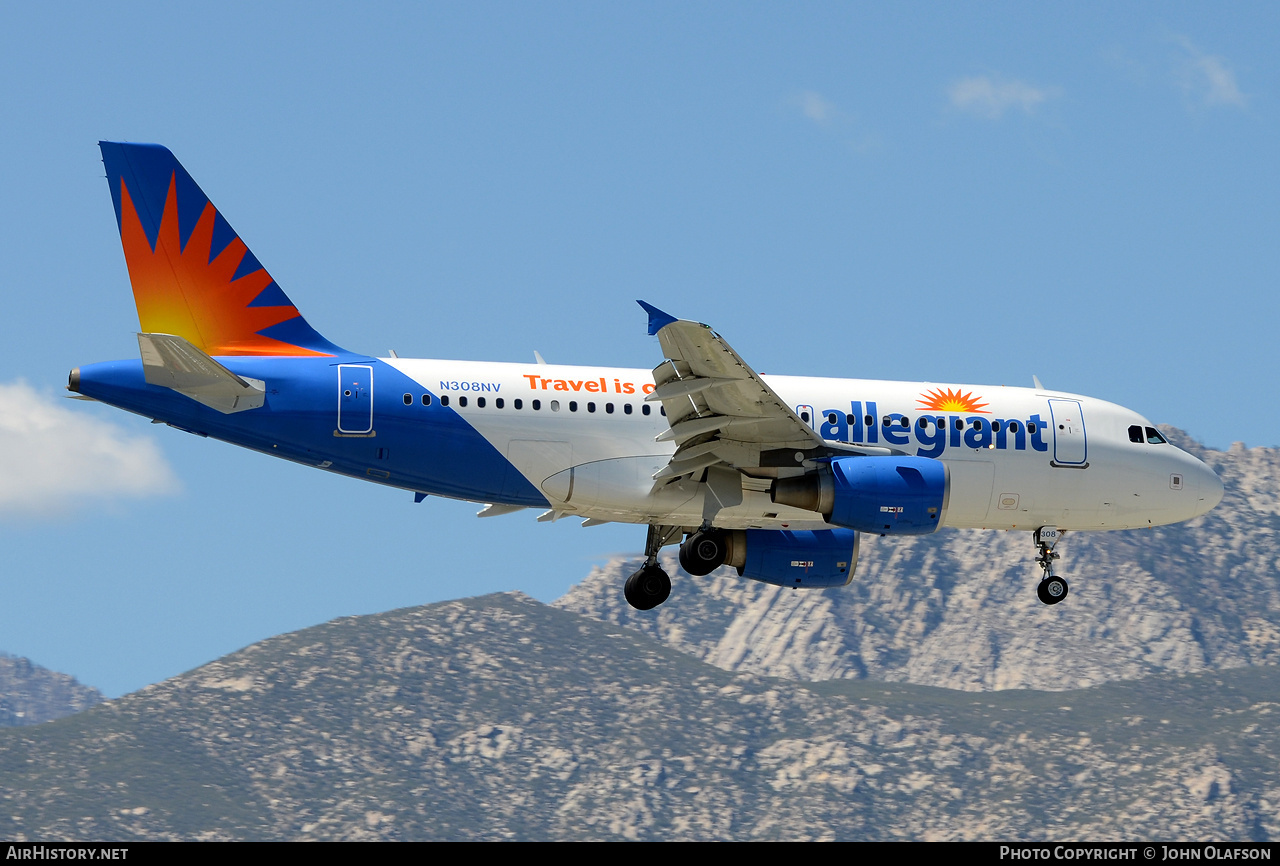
<box><xmin>385</xmin><ymin>359</ymin><xmax>1223</xmax><ymax>532</ymax></box>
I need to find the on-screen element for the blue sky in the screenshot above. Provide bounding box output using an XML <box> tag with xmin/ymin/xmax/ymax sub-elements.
<box><xmin>1</xmin><ymin>2</ymin><xmax>1276</xmax><ymax>697</ymax></box>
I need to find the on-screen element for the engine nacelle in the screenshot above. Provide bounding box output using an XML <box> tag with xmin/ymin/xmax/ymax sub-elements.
<box><xmin>717</xmin><ymin>528</ymin><xmax>858</xmax><ymax>588</ymax></box>
<box><xmin>770</xmin><ymin>455</ymin><xmax>948</xmax><ymax>535</ymax></box>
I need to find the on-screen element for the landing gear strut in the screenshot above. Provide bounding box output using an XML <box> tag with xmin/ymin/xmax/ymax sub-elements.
<box><xmin>1034</xmin><ymin>525</ymin><xmax>1069</xmax><ymax>605</ymax></box>
<box><xmin>624</xmin><ymin>525</ymin><xmax>680</xmax><ymax>610</ymax></box>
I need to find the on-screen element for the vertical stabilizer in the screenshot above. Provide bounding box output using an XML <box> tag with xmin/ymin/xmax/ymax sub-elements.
<box><xmin>99</xmin><ymin>142</ymin><xmax>345</xmax><ymax>357</ymax></box>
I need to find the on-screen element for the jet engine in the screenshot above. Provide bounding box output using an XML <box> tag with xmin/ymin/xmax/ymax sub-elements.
<box><xmin>770</xmin><ymin>455</ymin><xmax>948</xmax><ymax>535</ymax></box>
<box><xmin>678</xmin><ymin>527</ymin><xmax>858</xmax><ymax>588</ymax></box>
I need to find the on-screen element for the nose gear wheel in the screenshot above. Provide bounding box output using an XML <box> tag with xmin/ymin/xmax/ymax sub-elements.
<box><xmin>1033</xmin><ymin>526</ymin><xmax>1069</xmax><ymax>606</ymax></box>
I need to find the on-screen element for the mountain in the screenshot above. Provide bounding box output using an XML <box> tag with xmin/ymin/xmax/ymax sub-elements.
<box><xmin>0</xmin><ymin>593</ymin><xmax>1277</xmax><ymax>841</ymax></box>
<box><xmin>557</xmin><ymin>430</ymin><xmax>1280</xmax><ymax>691</ymax></box>
<box><xmin>0</xmin><ymin>654</ymin><xmax>104</xmax><ymax>726</ymax></box>
<box><xmin>3</xmin><ymin>431</ymin><xmax>1276</xmax><ymax>840</ymax></box>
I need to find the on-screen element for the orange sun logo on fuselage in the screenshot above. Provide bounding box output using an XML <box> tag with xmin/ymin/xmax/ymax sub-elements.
<box><xmin>916</xmin><ymin>387</ymin><xmax>990</xmax><ymax>415</ymax></box>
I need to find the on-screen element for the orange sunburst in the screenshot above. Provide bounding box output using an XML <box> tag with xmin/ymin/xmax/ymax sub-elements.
<box><xmin>118</xmin><ymin>174</ymin><xmax>328</xmax><ymax>357</ymax></box>
<box><xmin>916</xmin><ymin>387</ymin><xmax>990</xmax><ymax>414</ymax></box>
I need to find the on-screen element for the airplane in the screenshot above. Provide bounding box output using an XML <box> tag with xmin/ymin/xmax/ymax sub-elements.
<box><xmin>69</xmin><ymin>142</ymin><xmax>1224</xmax><ymax>611</ymax></box>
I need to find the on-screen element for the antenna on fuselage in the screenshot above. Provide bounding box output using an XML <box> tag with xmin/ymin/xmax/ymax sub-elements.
<box><xmin>534</xmin><ymin>351</ymin><xmax>548</xmax><ymax>365</ymax></box>
<box><xmin>1033</xmin><ymin>375</ymin><xmax>1045</xmax><ymax>390</ymax></box>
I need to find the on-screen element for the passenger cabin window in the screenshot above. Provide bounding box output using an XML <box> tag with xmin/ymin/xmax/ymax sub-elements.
<box><xmin>1145</xmin><ymin>427</ymin><xmax>1167</xmax><ymax>444</ymax></box>
<box><xmin>1129</xmin><ymin>425</ymin><xmax>1144</xmax><ymax>443</ymax></box>
<box><xmin>459</xmin><ymin>396</ymin><xmax>468</xmax><ymax>407</ymax></box>
<box><xmin>421</xmin><ymin>394</ymin><xmax>432</xmax><ymax>406</ymax></box>
<box><xmin>441</xmin><ymin>395</ymin><xmax>450</xmax><ymax>407</ymax></box>
<box><xmin>477</xmin><ymin>397</ymin><xmax>485</xmax><ymax>408</ymax></box>
<box><xmin>642</xmin><ymin>404</ymin><xmax>651</xmax><ymax>416</ymax></box>
<box><xmin>403</xmin><ymin>393</ymin><xmax>412</xmax><ymax>405</ymax></box>
<box><xmin>496</xmin><ymin>398</ymin><xmax>504</xmax><ymax>409</ymax></box>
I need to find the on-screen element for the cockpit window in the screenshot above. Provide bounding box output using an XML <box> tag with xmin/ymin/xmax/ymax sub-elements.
<box><xmin>1128</xmin><ymin>425</ymin><xmax>1144</xmax><ymax>444</ymax></box>
<box><xmin>1145</xmin><ymin>427</ymin><xmax>1166</xmax><ymax>444</ymax></box>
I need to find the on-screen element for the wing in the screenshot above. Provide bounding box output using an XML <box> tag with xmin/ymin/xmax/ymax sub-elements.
<box><xmin>638</xmin><ymin>301</ymin><xmax>888</xmax><ymax>487</ymax></box>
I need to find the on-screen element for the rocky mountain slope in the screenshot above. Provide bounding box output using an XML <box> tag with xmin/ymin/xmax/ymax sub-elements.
<box><xmin>0</xmin><ymin>654</ymin><xmax>104</xmax><ymax>726</ymax></box>
<box><xmin>557</xmin><ymin>431</ymin><xmax>1280</xmax><ymax>691</ymax></box>
<box><xmin>1</xmin><ymin>593</ymin><xmax>1277</xmax><ymax>841</ymax></box>
<box><xmin>3</xmin><ymin>431</ymin><xmax>1275</xmax><ymax>840</ymax></box>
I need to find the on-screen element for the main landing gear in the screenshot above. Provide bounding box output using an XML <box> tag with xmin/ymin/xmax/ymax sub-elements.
<box><xmin>624</xmin><ymin>564</ymin><xmax>670</xmax><ymax>610</ymax></box>
<box><xmin>624</xmin><ymin>525</ymin><xmax>681</xmax><ymax>611</ymax></box>
<box><xmin>678</xmin><ymin>527</ymin><xmax>728</xmax><ymax>576</ymax></box>
<box><xmin>1034</xmin><ymin>525</ymin><xmax>1069</xmax><ymax>605</ymax></box>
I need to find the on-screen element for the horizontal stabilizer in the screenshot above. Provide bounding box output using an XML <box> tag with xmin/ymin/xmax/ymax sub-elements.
<box><xmin>138</xmin><ymin>333</ymin><xmax>265</xmax><ymax>414</ymax></box>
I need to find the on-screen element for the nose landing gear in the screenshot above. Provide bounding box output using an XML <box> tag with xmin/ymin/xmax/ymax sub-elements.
<box><xmin>1034</xmin><ymin>525</ymin><xmax>1069</xmax><ymax>605</ymax></box>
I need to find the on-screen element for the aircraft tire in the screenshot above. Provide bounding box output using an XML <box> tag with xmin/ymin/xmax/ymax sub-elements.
<box><xmin>679</xmin><ymin>529</ymin><xmax>727</xmax><ymax>576</ymax></box>
<box><xmin>624</xmin><ymin>564</ymin><xmax>671</xmax><ymax>610</ymax></box>
<box><xmin>1037</xmin><ymin>576</ymin><xmax>1069</xmax><ymax>606</ymax></box>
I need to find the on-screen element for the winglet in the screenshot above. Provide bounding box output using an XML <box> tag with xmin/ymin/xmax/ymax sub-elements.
<box><xmin>637</xmin><ymin>300</ymin><xmax>678</xmax><ymax>336</ymax></box>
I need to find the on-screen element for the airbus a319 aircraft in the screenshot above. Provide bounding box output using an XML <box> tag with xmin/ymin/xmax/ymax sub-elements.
<box><xmin>70</xmin><ymin>143</ymin><xmax>1224</xmax><ymax>610</ymax></box>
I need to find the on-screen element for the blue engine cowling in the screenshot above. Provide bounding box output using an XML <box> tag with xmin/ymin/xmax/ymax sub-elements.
<box><xmin>770</xmin><ymin>455</ymin><xmax>948</xmax><ymax>535</ymax></box>
<box><xmin>721</xmin><ymin>528</ymin><xmax>859</xmax><ymax>588</ymax></box>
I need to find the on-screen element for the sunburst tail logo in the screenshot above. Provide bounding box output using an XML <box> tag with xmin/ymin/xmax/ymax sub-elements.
<box><xmin>100</xmin><ymin>142</ymin><xmax>343</xmax><ymax>357</ymax></box>
<box><xmin>916</xmin><ymin>387</ymin><xmax>990</xmax><ymax>414</ymax></box>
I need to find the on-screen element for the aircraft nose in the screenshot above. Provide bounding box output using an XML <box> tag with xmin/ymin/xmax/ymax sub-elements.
<box><xmin>1193</xmin><ymin>460</ymin><xmax>1224</xmax><ymax>517</ymax></box>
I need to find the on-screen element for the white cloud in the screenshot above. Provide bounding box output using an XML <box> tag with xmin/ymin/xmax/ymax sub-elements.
<box><xmin>948</xmin><ymin>75</ymin><xmax>1053</xmax><ymax>119</ymax></box>
<box><xmin>795</xmin><ymin>90</ymin><xmax>838</xmax><ymax>124</ymax></box>
<box><xmin>1173</xmin><ymin>36</ymin><xmax>1246</xmax><ymax>109</ymax></box>
<box><xmin>0</xmin><ymin>381</ymin><xmax>178</xmax><ymax>518</ymax></box>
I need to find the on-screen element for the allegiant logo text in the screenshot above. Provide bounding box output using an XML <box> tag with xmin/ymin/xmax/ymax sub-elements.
<box><xmin>821</xmin><ymin>401</ymin><xmax>1049</xmax><ymax>457</ymax></box>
